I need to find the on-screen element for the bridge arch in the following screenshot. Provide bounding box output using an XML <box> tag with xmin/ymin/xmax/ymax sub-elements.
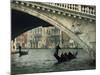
<box><xmin>11</xmin><ymin>2</ymin><xmax>94</xmax><ymax>54</ymax></box>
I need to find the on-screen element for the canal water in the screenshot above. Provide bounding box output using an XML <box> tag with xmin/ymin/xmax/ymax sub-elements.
<box><xmin>11</xmin><ymin>49</ymin><xmax>95</xmax><ymax>75</ymax></box>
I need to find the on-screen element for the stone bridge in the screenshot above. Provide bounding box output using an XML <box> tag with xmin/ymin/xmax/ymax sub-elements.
<box><xmin>11</xmin><ymin>1</ymin><xmax>96</xmax><ymax>58</ymax></box>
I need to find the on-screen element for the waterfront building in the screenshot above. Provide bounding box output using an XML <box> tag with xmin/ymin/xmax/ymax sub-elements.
<box><xmin>15</xmin><ymin>26</ymin><xmax>81</xmax><ymax>49</ymax></box>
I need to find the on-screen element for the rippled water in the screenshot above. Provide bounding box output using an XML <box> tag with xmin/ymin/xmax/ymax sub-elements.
<box><xmin>11</xmin><ymin>49</ymin><xmax>95</xmax><ymax>75</ymax></box>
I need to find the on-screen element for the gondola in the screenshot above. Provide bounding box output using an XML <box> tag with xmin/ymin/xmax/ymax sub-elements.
<box><xmin>54</xmin><ymin>45</ymin><xmax>78</xmax><ymax>63</ymax></box>
<box><xmin>19</xmin><ymin>51</ymin><xmax>28</xmax><ymax>57</ymax></box>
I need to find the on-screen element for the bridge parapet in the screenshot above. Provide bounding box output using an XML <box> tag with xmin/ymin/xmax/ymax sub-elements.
<box><xmin>42</xmin><ymin>3</ymin><xmax>96</xmax><ymax>16</ymax></box>
<box><xmin>11</xmin><ymin>1</ymin><xmax>96</xmax><ymax>21</ymax></box>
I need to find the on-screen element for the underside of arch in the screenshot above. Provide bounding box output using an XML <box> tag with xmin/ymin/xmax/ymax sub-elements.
<box><xmin>11</xmin><ymin>9</ymin><xmax>53</xmax><ymax>39</ymax></box>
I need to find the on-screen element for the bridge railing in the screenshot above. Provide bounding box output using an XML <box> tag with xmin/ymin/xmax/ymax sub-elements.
<box><xmin>11</xmin><ymin>1</ymin><xmax>96</xmax><ymax>19</ymax></box>
<box><xmin>11</xmin><ymin>1</ymin><xmax>96</xmax><ymax>16</ymax></box>
<box><xmin>42</xmin><ymin>3</ymin><xmax>96</xmax><ymax>16</ymax></box>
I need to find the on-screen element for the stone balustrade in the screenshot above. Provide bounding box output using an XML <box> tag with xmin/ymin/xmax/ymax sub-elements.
<box><xmin>81</xmin><ymin>5</ymin><xmax>96</xmax><ymax>16</ymax></box>
<box><xmin>12</xmin><ymin>1</ymin><xmax>96</xmax><ymax>17</ymax></box>
<box><xmin>43</xmin><ymin>3</ymin><xmax>96</xmax><ymax>16</ymax></box>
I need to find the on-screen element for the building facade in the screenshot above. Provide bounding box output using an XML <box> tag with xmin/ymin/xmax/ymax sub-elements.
<box><xmin>14</xmin><ymin>26</ymin><xmax>81</xmax><ymax>49</ymax></box>
<box><xmin>31</xmin><ymin>26</ymin><xmax>62</xmax><ymax>48</ymax></box>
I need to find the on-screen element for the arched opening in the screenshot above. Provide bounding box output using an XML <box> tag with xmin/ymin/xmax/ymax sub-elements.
<box><xmin>12</xmin><ymin>9</ymin><xmax>80</xmax><ymax>49</ymax></box>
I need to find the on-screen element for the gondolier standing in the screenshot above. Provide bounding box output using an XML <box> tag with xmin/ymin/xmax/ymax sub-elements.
<box><xmin>55</xmin><ymin>44</ymin><xmax>61</xmax><ymax>55</ymax></box>
<box><xmin>54</xmin><ymin>44</ymin><xmax>61</xmax><ymax>62</ymax></box>
<box><xmin>18</xmin><ymin>45</ymin><xmax>22</xmax><ymax>57</ymax></box>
